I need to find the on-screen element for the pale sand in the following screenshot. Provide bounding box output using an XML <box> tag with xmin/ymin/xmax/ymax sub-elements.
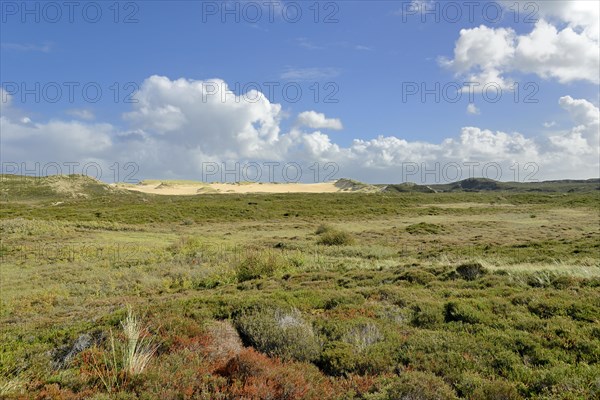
<box><xmin>115</xmin><ymin>181</ymin><xmax>344</xmax><ymax>195</ymax></box>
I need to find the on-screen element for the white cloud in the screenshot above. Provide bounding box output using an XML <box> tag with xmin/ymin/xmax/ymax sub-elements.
<box><xmin>66</xmin><ymin>109</ymin><xmax>95</xmax><ymax>120</ymax></box>
<box><xmin>543</xmin><ymin>121</ymin><xmax>556</xmax><ymax>128</ymax></box>
<box><xmin>296</xmin><ymin>111</ymin><xmax>343</xmax><ymax>130</ymax></box>
<box><xmin>467</xmin><ymin>104</ymin><xmax>480</xmax><ymax>115</ymax></box>
<box><xmin>123</xmin><ymin>76</ymin><xmax>284</xmax><ymax>159</ymax></box>
<box><xmin>507</xmin><ymin>0</ymin><xmax>600</xmax><ymax>41</ymax></box>
<box><xmin>514</xmin><ymin>20</ymin><xmax>599</xmax><ymax>84</ymax></box>
<box><xmin>1</xmin><ymin>76</ymin><xmax>598</xmax><ymax>183</ymax></box>
<box><xmin>1</xmin><ymin>42</ymin><xmax>52</xmax><ymax>53</ymax></box>
<box><xmin>280</xmin><ymin>67</ymin><xmax>340</xmax><ymax>81</ymax></box>
<box><xmin>442</xmin><ymin>1</ymin><xmax>599</xmax><ymax>86</ymax></box>
<box><xmin>550</xmin><ymin>96</ymin><xmax>600</xmax><ymax>150</ymax></box>
<box><xmin>296</xmin><ymin>37</ymin><xmax>324</xmax><ymax>50</ymax></box>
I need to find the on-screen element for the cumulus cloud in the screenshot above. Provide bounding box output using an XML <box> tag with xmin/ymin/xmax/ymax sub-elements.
<box><xmin>548</xmin><ymin>96</ymin><xmax>600</xmax><ymax>152</ymax></box>
<box><xmin>467</xmin><ymin>104</ymin><xmax>480</xmax><ymax>115</ymax></box>
<box><xmin>296</xmin><ymin>111</ymin><xmax>343</xmax><ymax>130</ymax></box>
<box><xmin>442</xmin><ymin>1</ymin><xmax>599</xmax><ymax>86</ymax></box>
<box><xmin>1</xmin><ymin>76</ymin><xmax>598</xmax><ymax>183</ymax></box>
<box><xmin>123</xmin><ymin>76</ymin><xmax>284</xmax><ymax>159</ymax></box>
<box><xmin>509</xmin><ymin>0</ymin><xmax>600</xmax><ymax>41</ymax></box>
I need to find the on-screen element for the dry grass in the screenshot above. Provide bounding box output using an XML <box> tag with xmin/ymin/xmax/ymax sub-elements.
<box><xmin>121</xmin><ymin>306</ymin><xmax>158</xmax><ymax>376</ymax></box>
<box><xmin>88</xmin><ymin>307</ymin><xmax>157</xmax><ymax>393</ymax></box>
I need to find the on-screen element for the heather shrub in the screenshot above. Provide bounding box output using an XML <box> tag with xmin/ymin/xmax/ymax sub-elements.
<box><xmin>396</xmin><ymin>268</ymin><xmax>436</xmax><ymax>285</ymax></box>
<box><xmin>235</xmin><ymin>307</ymin><xmax>321</xmax><ymax>362</ymax></box>
<box><xmin>456</xmin><ymin>262</ymin><xmax>487</xmax><ymax>281</ymax></box>
<box><xmin>217</xmin><ymin>348</ymin><xmax>328</xmax><ymax>400</ymax></box>
<box><xmin>370</xmin><ymin>371</ymin><xmax>458</xmax><ymax>400</ymax></box>
<box><xmin>405</xmin><ymin>222</ymin><xmax>444</xmax><ymax>235</ymax></box>
<box><xmin>235</xmin><ymin>251</ymin><xmax>293</xmax><ymax>282</ymax></box>
<box><xmin>317</xmin><ymin>229</ymin><xmax>354</xmax><ymax>246</ymax></box>
<box><xmin>317</xmin><ymin>319</ymin><xmax>394</xmax><ymax>376</ymax></box>
<box><xmin>444</xmin><ymin>301</ymin><xmax>484</xmax><ymax>324</ymax></box>
<box><xmin>411</xmin><ymin>303</ymin><xmax>444</xmax><ymax>328</ymax></box>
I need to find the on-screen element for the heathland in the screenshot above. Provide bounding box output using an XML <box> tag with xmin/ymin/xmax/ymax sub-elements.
<box><xmin>0</xmin><ymin>174</ymin><xmax>599</xmax><ymax>399</ymax></box>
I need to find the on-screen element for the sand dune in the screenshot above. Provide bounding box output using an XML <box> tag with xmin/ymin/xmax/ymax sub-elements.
<box><xmin>115</xmin><ymin>181</ymin><xmax>351</xmax><ymax>195</ymax></box>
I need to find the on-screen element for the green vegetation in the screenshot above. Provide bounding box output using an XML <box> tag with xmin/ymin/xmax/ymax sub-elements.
<box><xmin>317</xmin><ymin>227</ymin><xmax>355</xmax><ymax>246</ymax></box>
<box><xmin>1</xmin><ymin>175</ymin><xmax>599</xmax><ymax>399</ymax></box>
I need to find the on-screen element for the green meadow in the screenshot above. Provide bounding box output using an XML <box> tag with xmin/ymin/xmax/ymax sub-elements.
<box><xmin>1</xmin><ymin>175</ymin><xmax>599</xmax><ymax>399</ymax></box>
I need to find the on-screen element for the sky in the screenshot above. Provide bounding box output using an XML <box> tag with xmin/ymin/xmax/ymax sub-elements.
<box><xmin>1</xmin><ymin>0</ymin><xmax>599</xmax><ymax>183</ymax></box>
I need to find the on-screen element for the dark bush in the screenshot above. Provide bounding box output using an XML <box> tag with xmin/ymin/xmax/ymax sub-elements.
<box><xmin>411</xmin><ymin>303</ymin><xmax>443</xmax><ymax>328</ymax></box>
<box><xmin>318</xmin><ymin>341</ymin><xmax>356</xmax><ymax>376</ymax></box>
<box><xmin>396</xmin><ymin>269</ymin><xmax>437</xmax><ymax>285</ymax></box>
<box><xmin>235</xmin><ymin>252</ymin><xmax>291</xmax><ymax>282</ymax></box>
<box><xmin>406</xmin><ymin>222</ymin><xmax>444</xmax><ymax>235</ymax></box>
<box><xmin>444</xmin><ymin>301</ymin><xmax>482</xmax><ymax>324</ymax></box>
<box><xmin>456</xmin><ymin>262</ymin><xmax>487</xmax><ymax>280</ymax></box>
<box><xmin>317</xmin><ymin>229</ymin><xmax>354</xmax><ymax>246</ymax></box>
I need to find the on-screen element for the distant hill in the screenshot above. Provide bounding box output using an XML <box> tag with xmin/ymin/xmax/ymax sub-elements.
<box><xmin>0</xmin><ymin>174</ymin><xmax>139</xmax><ymax>202</ymax></box>
<box><xmin>382</xmin><ymin>178</ymin><xmax>600</xmax><ymax>193</ymax></box>
<box><xmin>1</xmin><ymin>175</ymin><xmax>599</xmax><ymax>204</ymax></box>
<box><xmin>334</xmin><ymin>178</ymin><xmax>381</xmax><ymax>192</ymax></box>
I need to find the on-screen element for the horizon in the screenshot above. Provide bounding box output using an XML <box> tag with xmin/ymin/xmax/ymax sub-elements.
<box><xmin>1</xmin><ymin>172</ymin><xmax>599</xmax><ymax>187</ymax></box>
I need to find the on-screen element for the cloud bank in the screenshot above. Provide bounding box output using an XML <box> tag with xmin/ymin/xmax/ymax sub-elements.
<box><xmin>1</xmin><ymin>76</ymin><xmax>598</xmax><ymax>183</ymax></box>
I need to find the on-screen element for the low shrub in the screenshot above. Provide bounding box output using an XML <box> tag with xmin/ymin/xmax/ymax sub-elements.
<box><xmin>411</xmin><ymin>303</ymin><xmax>444</xmax><ymax>329</ymax></box>
<box><xmin>235</xmin><ymin>251</ymin><xmax>292</xmax><ymax>282</ymax></box>
<box><xmin>318</xmin><ymin>341</ymin><xmax>356</xmax><ymax>376</ymax></box>
<box><xmin>527</xmin><ymin>300</ymin><xmax>564</xmax><ymax>319</ymax></box>
<box><xmin>456</xmin><ymin>262</ymin><xmax>487</xmax><ymax>281</ymax></box>
<box><xmin>406</xmin><ymin>222</ymin><xmax>444</xmax><ymax>235</ymax></box>
<box><xmin>235</xmin><ymin>307</ymin><xmax>321</xmax><ymax>362</ymax></box>
<box><xmin>444</xmin><ymin>301</ymin><xmax>483</xmax><ymax>324</ymax></box>
<box><xmin>471</xmin><ymin>379</ymin><xmax>523</xmax><ymax>400</ymax></box>
<box><xmin>317</xmin><ymin>229</ymin><xmax>355</xmax><ymax>246</ymax></box>
<box><xmin>373</xmin><ymin>371</ymin><xmax>458</xmax><ymax>400</ymax></box>
<box><xmin>216</xmin><ymin>348</ymin><xmax>328</xmax><ymax>399</ymax></box>
<box><xmin>396</xmin><ymin>268</ymin><xmax>437</xmax><ymax>285</ymax></box>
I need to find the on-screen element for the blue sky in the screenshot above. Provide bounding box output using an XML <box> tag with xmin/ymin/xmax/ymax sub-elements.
<box><xmin>1</xmin><ymin>1</ymin><xmax>599</xmax><ymax>183</ymax></box>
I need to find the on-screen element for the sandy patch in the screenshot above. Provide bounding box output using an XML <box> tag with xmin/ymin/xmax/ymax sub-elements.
<box><xmin>115</xmin><ymin>181</ymin><xmax>345</xmax><ymax>195</ymax></box>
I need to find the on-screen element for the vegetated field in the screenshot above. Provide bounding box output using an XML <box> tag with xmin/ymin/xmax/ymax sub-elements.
<box><xmin>1</xmin><ymin>175</ymin><xmax>599</xmax><ymax>399</ymax></box>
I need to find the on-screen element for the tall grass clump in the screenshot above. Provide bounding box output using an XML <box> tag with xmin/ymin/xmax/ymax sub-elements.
<box><xmin>86</xmin><ymin>307</ymin><xmax>157</xmax><ymax>392</ymax></box>
<box><xmin>121</xmin><ymin>307</ymin><xmax>158</xmax><ymax>375</ymax></box>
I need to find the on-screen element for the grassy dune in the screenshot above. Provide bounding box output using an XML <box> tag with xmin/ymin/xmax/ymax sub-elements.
<box><xmin>1</xmin><ymin>175</ymin><xmax>599</xmax><ymax>399</ymax></box>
